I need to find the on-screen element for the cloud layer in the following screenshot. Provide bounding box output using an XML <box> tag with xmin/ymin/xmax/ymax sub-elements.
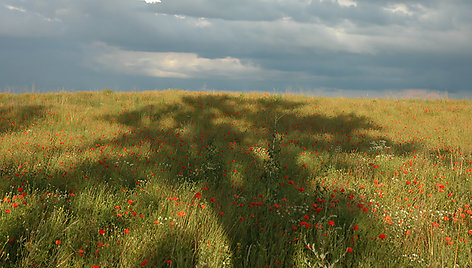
<box><xmin>1</xmin><ymin>0</ymin><xmax>471</xmax><ymax>97</ymax></box>
<box><xmin>91</xmin><ymin>42</ymin><xmax>270</xmax><ymax>79</ymax></box>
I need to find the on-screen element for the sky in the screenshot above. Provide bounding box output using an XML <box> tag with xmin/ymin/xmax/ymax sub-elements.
<box><xmin>1</xmin><ymin>0</ymin><xmax>471</xmax><ymax>98</ymax></box>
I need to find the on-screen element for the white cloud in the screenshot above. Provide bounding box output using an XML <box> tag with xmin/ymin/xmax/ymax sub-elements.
<box><xmin>0</xmin><ymin>2</ymin><xmax>65</xmax><ymax>37</ymax></box>
<box><xmin>319</xmin><ymin>0</ymin><xmax>357</xmax><ymax>8</ymax></box>
<box><xmin>251</xmin><ymin>18</ymin><xmax>374</xmax><ymax>54</ymax></box>
<box><xmin>4</xmin><ymin>4</ymin><xmax>26</xmax><ymax>13</ymax></box>
<box><xmin>90</xmin><ymin>43</ymin><xmax>271</xmax><ymax>79</ymax></box>
<box><xmin>144</xmin><ymin>0</ymin><xmax>161</xmax><ymax>3</ymax></box>
<box><xmin>337</xmin><ymin>0</ymin><xmax>357</xmax><ymax>8</ymax></box>
<box><xmin>195</xmin><ymin>17</ymin><xmax>211</xmax><ymax>27</ymax></box>
<box><xmin>383</xmin><ymin>4</ymin><xmax>413</xmax><ymax>16</ymax></box>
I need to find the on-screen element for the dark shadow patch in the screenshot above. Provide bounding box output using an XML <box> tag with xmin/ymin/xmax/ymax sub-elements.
<box><xmin>0</xmin><ymin>104</ymin><xmax>45</xmax><ymax>134</ymax></box>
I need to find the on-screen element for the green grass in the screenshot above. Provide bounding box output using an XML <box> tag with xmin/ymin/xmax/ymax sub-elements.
<box><xmin>1</xmin><ymin>90</ymin><xmax>471</xmax><ymax>267</ymax></box>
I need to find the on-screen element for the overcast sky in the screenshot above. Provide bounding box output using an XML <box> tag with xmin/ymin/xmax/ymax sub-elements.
<box><xmin>1</xmin><ymin>0</ymin><xmax>471</xmax><ymax>98</ymax></box>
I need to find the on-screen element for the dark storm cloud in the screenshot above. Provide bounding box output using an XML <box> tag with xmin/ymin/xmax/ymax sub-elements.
<box><xmin>0</xmin><ymin>0</ymin><xmax>471</xmax><ymax>97</ymax></box>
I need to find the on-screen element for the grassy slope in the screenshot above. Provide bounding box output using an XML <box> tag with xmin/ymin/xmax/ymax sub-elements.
<box><xmin>0</xmin><ymin>90</ymin><xmax>471</xmax><ymax>267</ymax></box>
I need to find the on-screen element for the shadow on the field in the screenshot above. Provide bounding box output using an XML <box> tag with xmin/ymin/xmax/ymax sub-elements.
<box><xmin>0</xmin><ymin>93</ymin><xmax>423</xmax><ymax>266</ymax></box>
<box><xmin>0</xmin><ymin>104</ymin><xmax>45</xmax><ymax>134</ymax></box>
<box><xmin>79</xmin><ymin>93</ymin><xmax>420</xmax><ymax>265</ymax></box>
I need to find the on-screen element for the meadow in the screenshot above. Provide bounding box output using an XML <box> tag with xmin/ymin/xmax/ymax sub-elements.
<box><xmin>0</xmin><ymin>89</ymin><xmax>471</xmax><ymax>267</ymax></box>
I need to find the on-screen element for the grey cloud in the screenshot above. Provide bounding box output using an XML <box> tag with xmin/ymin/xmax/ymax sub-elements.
<box><xmin>152</xmin><ymin>0</ymin><xmax>467</xmax><ymax>28</ymax></box>
<box><xmin>0</xmin><ymin>0</ymin><xmax>471</xmax><ymax>97</ymax></box>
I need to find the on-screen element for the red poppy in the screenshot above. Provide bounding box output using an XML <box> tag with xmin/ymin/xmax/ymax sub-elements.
<box><xmin>99</xmin><ymin>229</ymin><xmax>105</xmax><ymax>235</ymax></box>
<box><xmin>328</xmin><ymin>220</ymin><xmax>335</xmax><ymax>226</ymax></box>
<box><xmin>378</xmin><ymin>234</ymin><xmax>386</xmax><ymax>240</ymax></box>
<box><xmin>124</xmin><ymin>229</ymin><xmax>130</xmax><ymax>234</ymax></box>
<box><xmin>346</xmin><ymin>247</ymin><xmax>353</xmax><ymax>253</ymax></box>
<box><xmin>141</xmin><ymin>259</ymin><xmax>148</xmax><ymax>266</ymax></box>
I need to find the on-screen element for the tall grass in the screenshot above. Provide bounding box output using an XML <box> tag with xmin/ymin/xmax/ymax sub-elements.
<box><xmin>1</xmin><ymin>90</ymin><xmax>471</xmax><ymax>267</ymax></box>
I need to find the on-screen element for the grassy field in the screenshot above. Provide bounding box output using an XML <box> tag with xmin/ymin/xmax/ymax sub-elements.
<box><xmin>0</xmin><ymin>90</ymin><xmax>471</xmax><ymax>267</ymax></box>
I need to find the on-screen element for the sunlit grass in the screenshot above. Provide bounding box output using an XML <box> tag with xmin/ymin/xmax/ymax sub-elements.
<box><xmin>1</xmin><ymin>90</ymin><xmax>471</xmax><ymax>267</ymax></box>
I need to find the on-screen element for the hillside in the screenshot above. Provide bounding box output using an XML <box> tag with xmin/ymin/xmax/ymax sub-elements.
<box><xmin>1</xmin><ymin>90</ymin><xmax>471</xmax><ymax>267</ymax></box>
